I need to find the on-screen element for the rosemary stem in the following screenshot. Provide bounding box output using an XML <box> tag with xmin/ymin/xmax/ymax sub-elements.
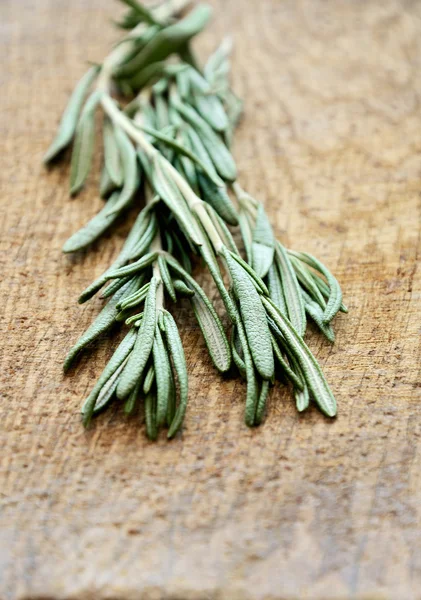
<box><xmin>96</xmin><ymin>43</ymin><xmax>131</xmax><ymax>93</ymax></box>
<box><xmin>194</xmin><ymin>203</ymin><xmax>224</xmax><ymax>252</ymax></box>
<box><xmin>146</xmin><ymin>186</ymin><xmax>165</xmax><ymax>311</ymax></box>
<box><xmin>103</xmin><ymin>93</ymin><xmax>225</xmax><ymax>254</ymax></box>
<box><xmin>101</xmin><ymin>93</ymin><xmax>156</xmax><ymax>158</ymax></box>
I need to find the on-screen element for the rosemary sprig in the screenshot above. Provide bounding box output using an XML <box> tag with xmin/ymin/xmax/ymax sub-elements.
<box><xmin>44</xmin><ymin>0</ymin><xmax>347</xmax><ymax>437</ymax></box>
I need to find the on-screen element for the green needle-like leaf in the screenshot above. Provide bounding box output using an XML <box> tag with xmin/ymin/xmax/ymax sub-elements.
<box><xmin>165</xmin><ymin>253</ymin><xmax>231</xmax><ymax>372</ymax></box>
<box><xmin>62</xmin><ymin>190</ymin><xmax>123</xmax><ymax>253</ymax></box>
<box><xmin>117</xmin><ymin>277</ymin><xmax>158</xmax><ymax>398</ymax></box>
<box><xmin>81</xmin><ymin>328</ymin><xmax>137</xmax><ymax>426</ymax></box>
<box><xmin>197</xmin><ymin>173</ymin><xmax>238</xmax><ymax>226</ymax></box>
<box><xmin>107</xmin><ymin>251</ymin><xmax>159</xmax><ymax>279</ymax></box>
<box><xmin>115</xmin><ymin>5</ymin><xmax>212</xmax><ymax>77</ymax></box>
<box><xmin>69</xmin><ymin>90</ymin><xmax>102</xmax><ymax>196</ymax></box>
<box><xmin>276</xmin><ymin>243</ymin><xmax>306</xmax><ymax>337</ymax></box>
<box><xmin>145</xmin><ymin>392</ymin><xmax>158</xmax><ymax>440</ymax></box>
<box><xmin>251</xmin><ymin>204</ymin><xmax>275</xmax><ymax>279</ymax></box>
<box><xmin>254</xmin><ymin>379</ymin><xmax>270</xmax><ymax>425</ymax></box>
<box><xmin>43</xmin><ymin>66</ymin><xmax>100</xmax><ymax>163</ymax></box>
<box><xmin>138</xmin><ymin>122</ymin><xmax>220</xmax><ymax>186</ymax></box>
<box><xmin>163</xmin><ymin>310</ymin><xmax>189</xmax><ymax>438</ymax></box>
<box><xmin>158</xmin><ymin>255</ymin><xmax>177</xmax><ymax>301</ymax></box>
<box><xmin>153</xmin><ymin>324</ymin><xmax>172</xmax><ymax>426</ymax></box>
<box><xmin>172</xmin><ymin>95</ymin><xmax>237</xmax><ymax>182</ymax></box>
<box><xmin>106</xmin><ymin>126</ymin><xmax>139</xmax><ymax>215</ymax></box>
<box><xmin>222</xmin><ymin>248</ymin><xmax>274</xmax><ymax>381</ymax></box>
<box><xmin>103</xmin><ymin>117</ymin><xmax>123</xmax><ymax>186</ymax></box>
<box><xmin>118</xmin><ymin>0</ymin><xmax>163</xmax><ymax>26</ymax></box>
<box><xmin>266</xmin><ymin>263</ymin><xmax>287</xmax><ymax>315</ymax></box>
<box><xmin>262</xmin><ymin>297</ymin><xmax>337</xmax><ymax>417</ymax></box>
<box><xmin>270</xmin><ymin>333</ymin><xmax>303</xmax><ymax>390</ymax></box>
<box><xmin>64</xmin><ymin>276</ymin><xmax>141</xmax><ymax>371</ymax></box>
<box><xmin>143</xmin><ymin>363</ymin><xmax>156</xmax><ymax>394</ymax></box>
<box><xmin>192</xmin><ymin>91</ymin><xmax>228</xmax><ymax>132</ymax></box>
<box><xmin>289</xmin><ymin>250</ymin><xmax>343</xmax><ymax>324</ymax></box>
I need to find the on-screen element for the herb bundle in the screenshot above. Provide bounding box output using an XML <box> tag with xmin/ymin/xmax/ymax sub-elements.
<box><xmin>45</xmin><ymin>0</ymin><xmax>346</xmax><ymax>438</ymax></box>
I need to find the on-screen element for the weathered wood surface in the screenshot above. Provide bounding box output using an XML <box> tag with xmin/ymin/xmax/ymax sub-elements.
<box><xmin>1</xmin><ymin>0</ymin><xmax>421</xmax><ymax>598</ymax></box>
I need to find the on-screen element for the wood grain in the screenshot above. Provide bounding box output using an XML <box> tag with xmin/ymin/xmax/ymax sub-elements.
<box><xmin>1</xmin><ymin>0</ymin><xmax>421</xmax><ymax>598</ymax></box>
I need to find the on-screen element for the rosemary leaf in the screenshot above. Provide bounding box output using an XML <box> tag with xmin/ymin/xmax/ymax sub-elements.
<box><xmin>69</xmin><ymin>90</ymin><xmax>102</xmax><ymax>196</ymax></box>
<box><xmin>79</xmin><ymin>206</ymin><xmax>154</xmax><ymax>302</ymax></box>
<box><xmin>290</xmin><ymin>357</ymin><xmax>309</xmax><ymax>412</ymax></box>
<box><xmin>124</xmin><ymin>377</ymin><xmax>142</xmax><ymax>415</ymax></box>
<box><xmin>138</xmin><ymin>122</ymin><xmax>221</xmax><ymax>185</ymax></box>
<box><xmin>289</xmin><ymin>250</ymin><xmax>343</xmax><ymax>324</ymax></box>
<box><xmin>235</xmin><ymin>314</ymin><xmax>259</xmax><ymax>426</ymax></box>
<box><xmin>176</xmin><ymin>68</ymin><xmax>190</xmax><ymax>99</ymax></box>
<box><xmin>204</xmin><ymin>37</ymin><xmax>233</xmax><ymax>84</ymax></box>
<box><xmin>107</xmin><ymin>251</ymin><xmax>159</xmax><ymax>279</ymax></box>
<box><xmin>64</xmin><ymin>276</ymin><xmax>141</xmax><ymax>371</ymax></box>
<box><xmin>173</xmin><ymin>278</ymin><xmax>195</xmax><ymax>297</ymax></box>
<box><xmin>304</xmin><ymin>293</ymin><xmax>335</xmax><ymax>343</ymax></box>
<box><xmin>106</xmin><ymin>126</ymin><xmax>139</xmax><ymax>214</ymax></box>
<box><xmin>231</xmin><ymin>325</ymin><xmax>246</xmax><ymax>378</ymax></box>
<box><xmin>186</xmin><ymin>125</ymin><xmax>223</xmax><ymax>185</ymax></box>
<box><xmin>153</xmin><ymin>324</ymin><xmax>172</xmax><ymax>426</ymax></box>
<box><xmin>175</xmin><ymin>130</ymin><xmax>199</xmax><ymax>192</ymax></box>
<box><xmin>103</xmin><ymin>117</ymin><xmax>123</xmax><ymax>187</ymax></box>
<box><xmin>251</xmin><ymin>204</ymin><xmax>275</xmax><ymax>279</ymax></box>
<box><xmin>254</xmin><ymin>379</ymin><xmax>270</xmax><ymax>425</ymax></box>
<box><xmin>118</xmin><ymin>282</ymin><xmax>150</xmax><ymax>311</ymax></box>
<box><xmin>81</xmin><ymin>328</ymin><xmax>137</xmax><ymax>426</ymax></box>
<box><xmin>158</xmin><ymin>255</ymin><xmax>177</xmax><ymax>301</ymax></box>
<box><xmin>276</xmin><ymin>243</ymin><xmax>306</xmax><ymax>338</ymax></box>
<box><xmin>227</xmin><ymin>250</ymin><xmax>269</xmax><ymax>296</ymax></box>
<box><xmin>289</xmin><ymin>254</ymin><xmax>326</xmax><ymax>311</ymax></box>
<box><xmin>163</xmin><ymin>310</ymin><xmax>189</xmax><ymax>438</ymax></box>
<box><xmin>166</xmin><ymin>362</ymin><xmax>176</xmax><ymax>426</ymax></box>
<box><xmin>117</xmin><ymin>277</ymin><xmax>158</xmax><ymax>398</ymax></box>
<box><xmin>192</xmin><ymin>91</ymin><xmax>228</xmax><ymax>133</ymax></box>
<box><xmin>101</xmin><ymin>275</ymin><xmax>136</xmax><ymax>300</ymax></box>
<box><xmin>43</xmin><ymin>66</ymin><xmax>100</xmax><ymax>164</ymax></box>
<box><xmin>172</xmin><ymin>95</ymin><xmax>237</xmax><ymax>182</ymax></box>
<box><xmin>100</xmin><ymin>163</ymin><xmax>119</xmax><ymax>199</ymax></box>
<box><xmin>266</xmin><ymin>263</ymin><xmax>287</xmax><ymax>315</ymax></box>
<box><xmin>205</xmin><ymin>204</ymin><xmax>238</xmax><ymax>255</ymax></box>
<box><xmin>262</xmin><ymin>297</ymin><xmax>337</xmax><ymax>417</ymax></box>
<box><xmin>311</xmin><ymin>271</ymin><xmax>348</xmax><ymax>313</ymax></box>
<box><xmin>197</xmin><ymin>173</ymin><xmax>238</xmax><ymax>226</ymax></box>
<box><xmin>129</xmin><ymin>211</ymin><xmax>158</xmax><ymax>260</ymax></box>
<box><xmin>189</xmin><ymin>283</ymin><xmax>231</xmax><ymax>373</ymax></box>
<box><xmin>151</xmin><ymin>153</ymin><xmax>202</xmax><ymax>245</ymax></box>
<box><xmin>114</xmin><ymin>5</ymin><xmax>212</xmax><ymax>77</ymax></box>
<box><xmin>165</xmin><ymin>254</ymin><xmax>231</xmax><ymax>372</ymax></box>
<box><xmin>118</xmin><ymin>0</ymin><xmax>163</xmax><ymax>27</ymax></box>
<box><xmin>238</xmin><ymin>211</ymin><xmax>253</xmax><ymax>264</ymax></box>
<box><xmin>270</xmin><ymin>333</ymin><xmax>303</xmax><ymax>391</ymax></box>
<box><xmin>123</xmin><ymin>60</ymin><xmax>168</xmax><ymax>91</ymax></box>
<box><xmin>222</xmin><ymin>248</ymin><xmax>274</xmax><ymax>381</ymax></box>
<box><xmin>145</xmin><ymin>392</ymin><xmax>158</xmax><ymax>440</ymax></box>
<box><xmin>62</xmin><ymin>190</ymin><xmax>122</xmax><ymax>253</ymax></box>
<box><xmin>143</xmin><ymin>363</ymin><xmax>156</xmax><ymax>394</ymax></box>
<box><xmin>91</xmin><ymin>358</ymin><xmax>128</xmax><ymax>416</ymax></box>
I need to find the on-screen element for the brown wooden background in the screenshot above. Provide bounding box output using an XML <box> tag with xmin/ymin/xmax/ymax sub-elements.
<box><xmin>2</xmin><ymin>0</ymin><xmax>421</xmax><ymax>598</ymax></box>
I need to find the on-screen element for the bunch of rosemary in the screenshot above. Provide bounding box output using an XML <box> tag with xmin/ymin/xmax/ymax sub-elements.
<box><xmin>44</xmin><ymin>0</ymin><xmax>346</xmax><ymax>439</ymax></box>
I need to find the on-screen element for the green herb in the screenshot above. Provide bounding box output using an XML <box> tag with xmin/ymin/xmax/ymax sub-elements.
<box><xmin>45</xmin><ymin>0</ymin><xmax>347</xmax><ymax>438</ymax></box>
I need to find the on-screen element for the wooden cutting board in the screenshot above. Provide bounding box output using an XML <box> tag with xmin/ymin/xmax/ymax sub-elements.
<box><xmin>2</xmin><ymin>0</ymin><xmax>420</xmax><ymax>598</ymax></box>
